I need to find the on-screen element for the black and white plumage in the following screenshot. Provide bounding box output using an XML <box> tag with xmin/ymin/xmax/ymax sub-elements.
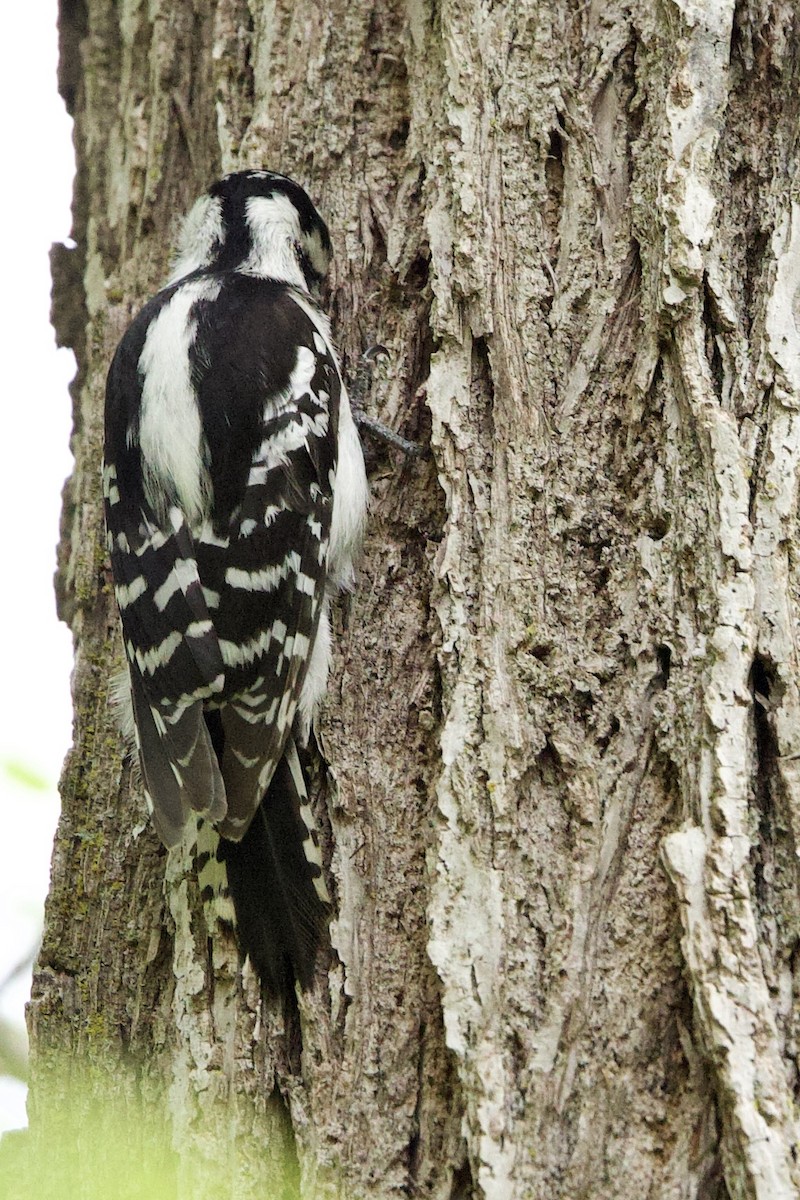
<box><xmin>103</xmin><ymin>170</ymin><xmax>368</xmax><ymax>992</ymax></box>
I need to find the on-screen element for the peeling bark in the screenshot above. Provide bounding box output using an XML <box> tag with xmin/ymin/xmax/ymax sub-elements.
<box><xmin>27</xmin><ymin>1</ymin><xmax>800</xmax><ymax>1198</ymax></box>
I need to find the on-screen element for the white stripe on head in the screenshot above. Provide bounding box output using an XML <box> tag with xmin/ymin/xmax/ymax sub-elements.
<box><xmin>168</xmin><ymin>194</ymin><xmax>225</xmax><ymax>283</ymax></box>
<box><xmin>243</xmin><ymin>193</ymin><xmax>308</xmax><ymax>288</ymax></box>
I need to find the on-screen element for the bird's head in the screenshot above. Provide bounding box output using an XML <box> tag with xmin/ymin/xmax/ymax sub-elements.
<box><xmin>169</xmin><ymin>169</ymin><xmax>332</xmax><ymax>293</ymax></box>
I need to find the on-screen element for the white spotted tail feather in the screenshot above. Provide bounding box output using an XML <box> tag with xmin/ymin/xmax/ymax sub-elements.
<box><xmin>103</xmin><ymin>170</ymin><xmax>368</xmax><ymax>992</ymax></box>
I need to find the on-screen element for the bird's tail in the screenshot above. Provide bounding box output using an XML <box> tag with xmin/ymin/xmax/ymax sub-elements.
<box><xmin>197</xmin><ymin>737</ymin><xmax>330</xmax><ymax>995</ymax></box>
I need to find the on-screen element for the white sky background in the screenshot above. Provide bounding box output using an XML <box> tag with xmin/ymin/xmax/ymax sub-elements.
<box><xmin>0</xmin><ymin>3</ymin><xmax>76</xmax><ymax>1131</ymax></box>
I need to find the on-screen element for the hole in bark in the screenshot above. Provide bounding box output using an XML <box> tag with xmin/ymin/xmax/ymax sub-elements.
<box><xmin>593</xmin><ymin>564</ymin><xmax>610</xmax><ymax>593</ymax></box>
<box><xmin>656</xmin><ymin>643</ymin><xmax>672</xmax><ymax>684</ymax></box>
<box><xmin>472</xmin><ymin>335</ymin><xmax>494</xmax><ymax>396</ymax></box>
<box><xmin>546</xmin><ymin>126</ymin><xmax>564</xmax><ymax>195</ymax></box>
<box><xmin>406</xmin><ymin>247</ymin><xmax>430</xmax><ymax>292</ymax></box>
<box><xmin>527</xmin><ymin>641</ymin><xmax>552</xmax><ymax>662</ymax></box>
<box><xmin>449</xmin><ymin>1158</ymin><xmax>475</xmax><ymax>1200</ymax></box>
<box><xmin>389</xmin><ymin>118</ymin><xmax>410</xmax><ymax>150</ymax></box>
<box><xmin>648</xmin><ymin>514</ymin><xmax>670</xmax><ymax>540</ymax></box>
<box><xmin>750</xmin><ymin>654</ymin><xmax>774</xmax><ymax>708</ymax></box>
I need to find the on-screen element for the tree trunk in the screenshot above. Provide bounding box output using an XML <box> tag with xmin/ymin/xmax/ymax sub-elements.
<box><xmin>26</xmin><ymin>1</ymin><xmax>800</xmax><ymax>1198</ymax></box>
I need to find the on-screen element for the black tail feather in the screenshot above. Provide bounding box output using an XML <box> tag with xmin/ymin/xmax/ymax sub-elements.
<box><xmin>218</xmin><ymin>747</ymin><xmax>330</xmax><ymax>995</ymax></box>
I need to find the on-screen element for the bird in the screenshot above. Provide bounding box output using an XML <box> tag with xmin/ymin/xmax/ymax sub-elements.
<box><xmin>102</xmin><ymin>169</ymin><xmax>368</xmax><ymax>993</ymax></box>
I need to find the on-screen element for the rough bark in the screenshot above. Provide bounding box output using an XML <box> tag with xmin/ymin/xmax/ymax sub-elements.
<box><xmin>26</xmin><ymin>1</ymin><xmax>800</xmax><ymax>1198</ymax></box>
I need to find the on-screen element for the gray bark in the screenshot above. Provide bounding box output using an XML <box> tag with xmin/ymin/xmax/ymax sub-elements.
<box><xmin>25</xmin><ymin>1</ymin><xmax>800</xmax><ymax>1198</ymax></box>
